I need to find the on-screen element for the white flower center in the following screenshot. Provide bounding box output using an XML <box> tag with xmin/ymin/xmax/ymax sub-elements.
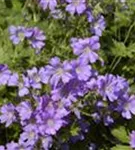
<box><xmin>76</xmin><ymin>67</ymin><xmax>81</xmax><ymax>74</ymax></box>
<box><xmin>72</xmin><ymin>0</ymin><xmax>80</xmax><ymax>6</ymax></box>
<box><xmin>18</xmin><ymin>32</ymin><xmax>25</xmax><ymax>41</ymax></box>
<box><xmin>106</xmin><ymin>85</ymin><xmax>113</xmax><ymax>93</ymax></box>
<box><xmin>94</xmin><ymin>22</ymin><xmax>100</xmax><ymax>29</ymax></box>
<box><xmin>56</xmin><ymin>68</ymin><xmax>63</xmax><ymax>76</ymax></box>
<box><xmin>47</xmin><ymin>119</ymin><xmax>55</xmax><ymax>127</ymax></box>
<box><xmin>84</xmin><ymin>46</ymin><xmax>91</xmax><ymax>54</ymax></box>
<box><xmin>124</xmin><ymin>102</ymin><xmax>130</xmax><ymax>110</ymax></box>
<box><xmin>19</xmin><ymin>82</ymin><xmax>24</xmax><ymax>89</ymax></box>
<box><xmin>19</xmin><ymin>147</ymin><xmax>25</xmax><ymax>150</ymax></box>
<box><xmin>29</xmin><ymin>131</ymin><xmax>35</xmax><ymax>139</ymax></box>
<box><xmin>8</xmin><ymin>112</ymin><xmax>13</xmax><ymax>119</ymax></box>
<box><xmin>33</xmin><ymin>73</ymin><xmax>41</xmax><ymax>82</ymax></box>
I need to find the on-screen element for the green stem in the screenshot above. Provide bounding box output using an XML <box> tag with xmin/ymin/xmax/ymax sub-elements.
<box><xmin>111</xmin><ymin>22</ymin><xmax>135</xmax><ymax>72</ymax></box>
<box><xmin>22</xmin><ymin>0</ymin><xmax>31</xmax><ymax>12</ymax></box>
<box><xmin>110</xmin><ymin>56</ymin><xmax>117</xmax><ymax>70</ymax></box>
<box><xmin>81</xmin><ymin>111</ymin><xmax>91</xmax><ymax>117</ymax></box>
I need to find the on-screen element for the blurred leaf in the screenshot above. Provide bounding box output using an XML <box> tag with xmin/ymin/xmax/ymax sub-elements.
<box><xmin>111</xmin><ymin>145</ymin><xmax>131</xmax><ymax>150</ymax></box>
<box><xmin>114</xmin><ymin>10</ymin><xmax>131</xmax><ymax>28</ymax></box>
<box><xmin>111</xmin><ymin>126</ymin><xmax>129</xmax><ymax>143</ymax></box>
<box><xmin>110</xmin><ymin>40</ymin><xmax>135</xmax><ymax>58</ymax></box>
<box><xmin>70</xmin><ymin>126</ymin><xmax>80</xmax><ymax>136</ymax></box>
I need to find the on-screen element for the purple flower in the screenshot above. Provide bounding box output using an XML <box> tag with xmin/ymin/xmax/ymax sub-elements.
<box><xmin>51</xmin><ymin>78</ymin><xmax>88</xmax><ymax>103</ymax></box>
<box><xmin>91</xmin><ymin>112</ymin><xmax>101</xmax><ymax>123</ymax></box>
<box><xmin>121</xmin><ymin>95</ymin><xmax>135</xmax><ymax>119</ymax></box>
<box><xmin>35</xmin><ymin>95</ymin><xmax>53</xmax><ymax>112</ymax></box>
<box><xmin>97</xmin><ymin>74</ymin><xmax>129</xmax><ymax>102</ymax></box>
<box><xmin>19</xmin><ymin>124</ymin><xmax>39</xmax><ymax>147</ymax></box>
<box><xmin>16</xmin><ymin>101</ymin><xmax>32</xmax><ymax>123</ymax></box>
<box><xmin>56</xmin><ymin>101</ymin><xmax>69</xmax><ymax>117</ymax></box>
<box><xmin>27</xmin><ymin>67</ymin><xmax>45</xmax><ymax>89</ymax></box>
<box><xmin>38</xmin><ymin>113</ymin><xmax>65</xmax><ymax>135</ymax></box>
<box><xmin>91</xmin><ymin>15</ymin><xmax>106</xmax><ymax>37</ymax></box>
<box><xmin>0</xmin><ymin>64</ymin><xmax>11</xmax><ymax>85</ymax></box>
<box><xmin>9</xmin><ymin>26</ymin><xmax>46</xmax><ymax>53</ymax></box>
<box><xmin>130</xmin><ymin>130</ymin><xmax>135</xmax><ymax>148</ymax></box>
<box><xmin>8</xmin><ymin>73</ymin><xmax>19</xmax><ymax>86</ymax></box>
<box><xmin>78</xmin><ymin>119</ymin><xmax>90</xmax><ymax>133</ymax></box>
<box><xmin>34</xmin><ymin>95</ymin><xmax>67</xmax><ymax>136</ymax></box>
<box><xmin>86</xmin><ymin>77</ymin><xmax>98</xmax><ymax>90</ymax></box>
<box><xmin>70</xmin><ymin>58</ymin><xmax>92</xmax><ymax>81</ymax></box>
<box><xmin>103</xmin><ymin>115</ymin><xmax>114</xmax><ymax>126</ymax></box>
<box><xmin>41</xmin><ymin>136</ymin><xmax>53</xmax><ymax>150</ymax></box>
<box><xmin>6</xmin><ymin>142</ymin><xmax>18</xmax><ymax>150</ymax></box>
<box><xmin>65</xmin><ymin>0</ymin><xmax>86</xmax><ymax>15</ymax></box>
<box><xmin>39</xmin><ymin>0</ymin><xmax>57</xmax><ymax>11</ymax></box>
<box><xmin>86</xmin><ymin>8</ymin><xmax>106</xmax><ymax>36</ymax></box>
<box><xmin>0</xmin><ymin>103</ymin><xmax>16</xmax><ymax>127</ymax></box>
<box><xmin>26</xmin><ymin>27</ymin><xmax>46</xmax><ymax>53</ymax></box>
<box><xmin>18</xmin><ymin>75</ymin><xmax>30</xmax><ymax>97</ymax></box>
<box><xmin>0</xmin><ymin>146</ymin><xmax>5</xmax><ymax>150</ymax></box>
<box><xmin>89</xmin><ymin>143</ymin><xmax>97</xmax><ymax>150</ymax></box>
<box><xmin>86</xmin><ymin>9</ymin><xmax>94</xmax><ymax>23</ymax></box>
<box><xmin>71</xmin><ymin>36</ymin><xmax>100</xmax><ymax>64</ymax></box>
<box><xmin>70</xmin><ymin>133</ymin><xmax>84</xmax><ymax>143</ymax></box>
<box><xmin>9</xmin><ymin>26</ymin><xmax>26</xmax><ymax>45</ymax></box>
<box><xmin>6</xmin><ymin>141</ymin><xmax>32</xmax><ymax>150</ymax></box>
<box><xmin>44</xmin><ymin>57</ymin><xmax>73</xmax><ymax>87</ymax></box>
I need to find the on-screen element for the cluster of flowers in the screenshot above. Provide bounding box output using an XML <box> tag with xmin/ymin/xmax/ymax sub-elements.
<box><xmin>92</xmin><ymin>74</ymin><xmax>135</xmax><ymax>124</ymax></box>
<box><xmin>1</xmin><ymin>38</ymin><xmax>135</xmax><ymax>149</ymax></box>
<box><xmin>39</xmin><ymin>0</ymin><xmax>86</xmax><ymax>15</ymax></box>
<box><xmin>9</xmin><ymin>26</ymin><xmax>46</xmax><ymax>53</ymax></box>
<box><xmin>39</xmin><ymin>0</ymin><xmax>106</xmax><ymax>36</ymax></box>
<box><xmin>5</xmin><ymin>0</ymin><xmax>135</xmax><ymax>149</ymax></box>
<box><xmin>0</xmin><ymin>55</ymin><xmax>96</xmax><ymax>149</ymax></box>
<box><xmin>0</xmin><ymin>94</ymin><xmax>68</xmax><ymax>150</ymax></box>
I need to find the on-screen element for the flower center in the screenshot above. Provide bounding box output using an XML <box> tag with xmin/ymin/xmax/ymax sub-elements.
<box><xmin>19</xmin><ymin>147</ymin><xmax>25</xmax><ymax>150</ymax></box>
<box><xmin>18</xmin><ymin>32</ymin><xmax>25</xmax><ymax>41</ymax></box>
<box><xmin>19</xmin><ymin>82</ymin><xmax>24</xmax><ymax>89</ymax></box>
<box><xmin>84</xmin><ymin>46</ymin><xmax>91</xmax><ymax>53</ymax></box>
<box><xmin>72</xmin><ymin>0</ymin><xmax>80</xmax><ymax>6</ymax></box>
<box><xmin>8</xmin><ymin>112</ymin><xmax>13</xmax><ymax>119</ymax></box>
<box><xmin>29</xmin><ymin>131</ymin><xmax>35</xmax><ymax>139</ymax></box>
<box><xmin>106</xmin><ymin>85</ymin><xmax>113</xmax><ymax>93</ymax></box>
<box><xmin>56</xmin><ymin>68</ymin><xmax>63</xmax><ymax>76</ymax></box>
<box><xmin>94</xmin><ymin>22</ymin><xmax>100</xmax><ymax>28</ymax></box>
<box><xmin>33</xmin><ymin>73</ymin><xmax>41</xmax><ymax>82</ymax></box>
<box><xmin>76</xmin><ymin>67</ymin><xmax>81</xmax><ymax>74</ymax></box>
<box><xmin>124</xmin><ymin>102</ymin><xmax>130</xmax><ymax>110</ymax></box>
<box><xmin>47</xmin><ymin>119</ymin><xmax>55</xmax><ymax>127</ymax></box>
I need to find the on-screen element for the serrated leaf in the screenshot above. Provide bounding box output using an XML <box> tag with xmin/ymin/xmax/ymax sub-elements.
<box><xmin>114</xmin><ymin>10</ymin><xmax>131</xmax><ymax>27</ymax></box>
<box><xmin>112</xmin><ymin>126</ymin><xmax>129</xmax><ymax>143</ymax></box>
<box><xmin>93</xmin><ymin>3</ymin><xmax>103</xmax><ymax>15</ymax></box>
<box><xmin>111</xmin><ymin>40</ymin><xmax>128</xmax><ymax>57</ymax></box>
<box><xmin>126</xmin><ymin>43</ymin><xmax>135</xmax><ymax>58</ymax></box>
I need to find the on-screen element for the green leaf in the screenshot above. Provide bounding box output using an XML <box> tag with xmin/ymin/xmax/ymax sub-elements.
<box><xmin>114</xmin><ymin>10</ymin><xmax>131</xmax><ymax>27</ymax></box>
<box><xmin>126</xmin><ymin>43</ymin><xmax>135</xmax><ymax>58</ymax></box>
<box><xmin>70</xmin><ymin>126</ymin><xmax>80</xmax><ymax>136</ymax></box>
<box><xmin>111</xmin><ymin>40</ymin><xmax>127</xmax><ymax>57</ymax></box>
<box><xmin>12</xmin><ymin>0</ymin><xmax>22</xmax><ymax>11</ymax></box>
<box><xmin>111</xmin><ymin>126</ymin><xmax>129</xmax><ymax>143</ymax></box>
<box><xmin>93</xmin><ymin>3</ymin><xmax>103</xmax><ymax>16</ymax></box>
<box><xmin>111</xmin><ymin>145</ymin><xmax>131</xmax><ymax>150</ymax></box>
